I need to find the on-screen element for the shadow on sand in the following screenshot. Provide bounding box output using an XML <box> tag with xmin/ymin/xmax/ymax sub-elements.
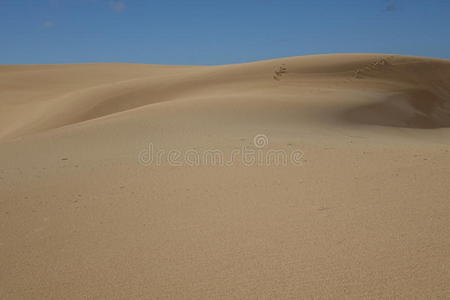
<box><xmin>343</xmin><ymin>89</ymin><xmax>450</xmax><ymax>129</ymax></box>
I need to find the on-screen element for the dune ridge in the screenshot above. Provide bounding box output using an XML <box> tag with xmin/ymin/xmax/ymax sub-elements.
<box><xmin>1</xmin><ymin>54</ymin><xmax>450</xmax><ymax>299</ymax></box>
<box><xmin>1</xmin><ymin>54</ymin><xmax>449</xmax><ymax>141</ymax></box>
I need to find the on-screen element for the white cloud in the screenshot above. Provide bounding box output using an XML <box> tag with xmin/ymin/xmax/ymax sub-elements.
<box><xmin>384</xmin><ymin>3</ymin><xmax>397</xmax><ymax>12</ymax></box>
<box><xmin>383</xmin><ymin>0</ymin><xmax>398</xmax><ymax>12</ymax></box>
<box><xmin>42</xmin><ymin>21</ymin><xmax>55</xmax><ymax>29</ymax></box>
<box><xmin>110</xmin><ymin>1</ymin><xmax>126</xmax><ymax>13</ymax></box>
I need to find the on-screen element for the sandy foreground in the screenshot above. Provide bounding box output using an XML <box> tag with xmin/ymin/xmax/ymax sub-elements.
<box><xmin>1</xmin><ymin>54</ymin><xmax>449</xmax><ymax>299</ymax></box>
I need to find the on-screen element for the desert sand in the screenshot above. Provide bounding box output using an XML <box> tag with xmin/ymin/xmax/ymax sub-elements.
<box><xmin>1</xmin><ymin>54</ymin><xmax>450</xmax><ymax>298</ymax></box>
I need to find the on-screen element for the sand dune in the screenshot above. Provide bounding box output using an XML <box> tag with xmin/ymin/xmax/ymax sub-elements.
<box><xmin>1</xmin><ymin>54</ymin><xmax>450</xmax><ymax>298</ymax></box>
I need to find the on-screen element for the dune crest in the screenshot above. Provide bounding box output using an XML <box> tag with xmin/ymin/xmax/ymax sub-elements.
<box><xmin>1</xmin><ymin>54</ymin><xmax>450</xmax><ymax>141</ymax></box>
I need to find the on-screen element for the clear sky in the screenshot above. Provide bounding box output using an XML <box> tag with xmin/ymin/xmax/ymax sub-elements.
<box><xmin>1</xmin><ymin>0</ymin><xmax>449</xmax><ymax>65</ymax></box>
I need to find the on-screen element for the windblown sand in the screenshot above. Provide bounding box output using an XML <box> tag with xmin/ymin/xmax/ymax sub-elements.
<box><xmin>1</xmin><ymin>54</ymin><xmax>449</xmax><ymax>299</ymax></box>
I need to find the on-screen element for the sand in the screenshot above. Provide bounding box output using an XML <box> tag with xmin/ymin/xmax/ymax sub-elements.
<box><xmin>1</xmin><ymin>54</ymin><xmax>449</xmax><ymax>299</ymax></box>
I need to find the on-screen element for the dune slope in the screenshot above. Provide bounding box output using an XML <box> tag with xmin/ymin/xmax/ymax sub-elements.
<box><xmin>1</xmin><ymin>54</ymin><xmax>450</xmax><ymax>299</ymax></box>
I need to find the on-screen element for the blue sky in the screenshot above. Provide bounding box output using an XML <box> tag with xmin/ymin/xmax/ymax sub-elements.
<box><xmin>1</xmin><ymin>0</ymin><xmax>449</xmax><ymax>65</ymax></box>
